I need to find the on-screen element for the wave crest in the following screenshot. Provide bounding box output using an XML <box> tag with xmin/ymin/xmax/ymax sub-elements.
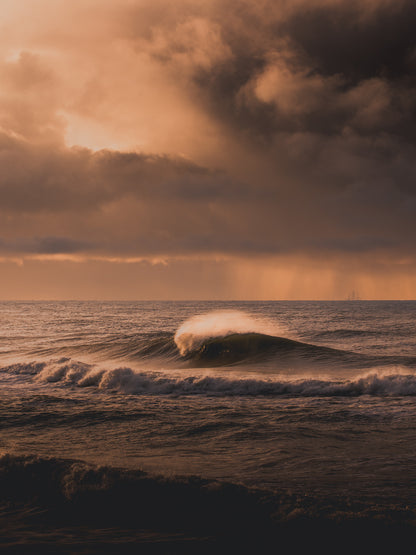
<box><xmin>174</xmin><ymin>310</ymin><xmax>282</xmax><ymax>356</ymax></box>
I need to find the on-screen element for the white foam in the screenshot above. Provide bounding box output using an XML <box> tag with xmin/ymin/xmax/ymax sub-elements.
<box><xmin>3</xmin><ymin>359</ymin><xmax>416</xmax><ymax>397</ymax></box>
<box><xmin>89</xmin><ymin>368</ymin><xmax>416</xmax><ymax>396</ymax></box>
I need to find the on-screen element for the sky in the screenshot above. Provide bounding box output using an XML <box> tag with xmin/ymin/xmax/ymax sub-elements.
<box><xmin>0</xmin><ymin>0</ymin><xmax>415</xmax><ymax>299</ymax></box>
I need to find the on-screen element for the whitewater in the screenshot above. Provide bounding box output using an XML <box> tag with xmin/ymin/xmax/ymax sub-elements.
<box><xmin>1</xmin><ymin>300</ymin><xmax>416</xmax><ymax>552</ymax></box>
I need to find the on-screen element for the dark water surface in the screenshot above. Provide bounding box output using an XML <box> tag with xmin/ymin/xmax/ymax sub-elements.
<box><xmin>1</xmin><ymin>301</ymin><xmax>416</xmax><ymax>552</ymax></box>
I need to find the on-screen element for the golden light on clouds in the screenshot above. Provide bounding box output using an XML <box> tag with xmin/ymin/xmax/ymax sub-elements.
<box><xmin>0</xmin><ymin>0</ymin><xmax>415</xmax><ymax>298</ymax></box>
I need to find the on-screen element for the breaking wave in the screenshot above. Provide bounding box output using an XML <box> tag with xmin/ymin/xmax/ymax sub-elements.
<box><xmin>3</xmin><ymin>359</ymin><xmax>416</xmax><ymax>397</ymax></box>
<box><xmin>174</xmin><ymin>310</ymin><xmax>283</xmax><ymax>355</ymax></box>
<box><xmin>24</xmin><ymin>311</ymin><xmax>416</xmax><ymax>370</ymax></box>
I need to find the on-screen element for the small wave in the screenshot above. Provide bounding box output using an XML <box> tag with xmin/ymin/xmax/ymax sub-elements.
<box><xmin>312</xmin><ymin>329</ymin><xmax>382</xmax><ymax>339</ymax></box>
<box><xmin>30</xmin><ymin>332</ymin><xmax>179</xmax><ymax>362</ymax></box>
<box><xmin>3</xmin><ymin>360</ymin><xmax>416</xmax><ymax>397</ymax></box>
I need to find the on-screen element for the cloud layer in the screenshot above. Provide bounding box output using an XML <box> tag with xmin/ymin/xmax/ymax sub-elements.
<box><xmin>0</xmin><ymin>0</ymin><xmax>415</xmax><ymax>297</ymax></box>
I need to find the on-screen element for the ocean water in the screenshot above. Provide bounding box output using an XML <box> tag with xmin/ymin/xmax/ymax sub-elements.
<box><xmin>1</xmin><ymin>300</ymin><xmax>416</xmax><ymax>553</ymax></box>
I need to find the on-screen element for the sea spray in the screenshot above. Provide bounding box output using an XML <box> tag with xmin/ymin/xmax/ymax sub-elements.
<box><xmin>174</xmin><ymin>310</ymin><xmax>285</xmax><ymax>355</ymax></box>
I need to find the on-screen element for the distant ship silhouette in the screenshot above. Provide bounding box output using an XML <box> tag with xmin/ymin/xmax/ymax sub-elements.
<box><xmin>346</xmin><ymin>290</ymin><xmax>361</xmax><ymax>300</ymax></box>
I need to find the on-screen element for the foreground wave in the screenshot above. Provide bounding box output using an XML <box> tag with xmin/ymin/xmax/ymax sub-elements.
<box><xmin>0</xmin><ymin>453</ymin><xmax>414</xmax><ymax>553</ymax></box>
<box><xmin>3</xmin><ymin>359</ymin><xmax>416</xmax><ymax>397</ymax></box>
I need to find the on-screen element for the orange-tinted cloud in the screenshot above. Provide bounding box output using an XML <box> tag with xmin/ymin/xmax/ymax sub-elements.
<box><xmin>0</xmin><ymin>0</ymin><xmax>415</xmax><ymax>298</ymax></box>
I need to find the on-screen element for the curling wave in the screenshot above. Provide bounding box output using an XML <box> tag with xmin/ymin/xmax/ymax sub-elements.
<box><xmin>173</xmin><ymin>311</ymin><xmax>415</xmax><ymax>368</ymax></box>
<box><xmin>23</xmin><ymin>311</ymin><xmax>416</xmax><ymax>370</ymax></box>
<box><xmin>28</xmin><ymin>330</ymin><xmax>364</xmax><ymax>368</ymax></box>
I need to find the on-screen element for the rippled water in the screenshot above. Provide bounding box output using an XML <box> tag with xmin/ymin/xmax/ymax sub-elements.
<box><xmin>1</xmin><ymin>301</ymin><xmax>416</xmax><ymax>551</ymax></box>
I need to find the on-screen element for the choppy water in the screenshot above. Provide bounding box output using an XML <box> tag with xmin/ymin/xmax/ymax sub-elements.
<box><xmin>1</xmin><ymin>301</ymin><xmax>416</xmax><ymax>552</ymax></box>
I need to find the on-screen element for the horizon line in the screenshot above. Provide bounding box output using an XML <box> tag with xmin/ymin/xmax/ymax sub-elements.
<box><xmin>0</xmin><ymin>299</ymin><xmax>415</xmax><ymax>302</ymax></box>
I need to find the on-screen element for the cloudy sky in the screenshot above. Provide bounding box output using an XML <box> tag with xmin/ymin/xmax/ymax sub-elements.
<box><xmin>0</xmin><ymin>0</ymin><xmax>415</xmax><ymax>299</ymax></box>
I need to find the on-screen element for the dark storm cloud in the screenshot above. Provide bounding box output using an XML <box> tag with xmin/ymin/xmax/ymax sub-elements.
<box><xmin>281</xmin><ymin>1</ymin><xmax>416</xmax><ymax>82</ymax></box>
<box><xmin>122</xmin><ymin>0</ymin><xmax>416</xmax><ymax>260</ymax></box>
<box><xmin>136</xmin><ymin>0</ymin><xmax>416</xmax><ymax>139</ymax></box>
<box><xmin>1</xmin><ymin>0</ymin><xmax>415</xmax><ymax>267</ymax></box>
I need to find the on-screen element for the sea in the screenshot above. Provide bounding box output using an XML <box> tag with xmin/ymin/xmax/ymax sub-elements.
<box><xmin>1</xmin><ymin>300</ymin><xmax>416</xmax><ymax>553</ymax></box>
